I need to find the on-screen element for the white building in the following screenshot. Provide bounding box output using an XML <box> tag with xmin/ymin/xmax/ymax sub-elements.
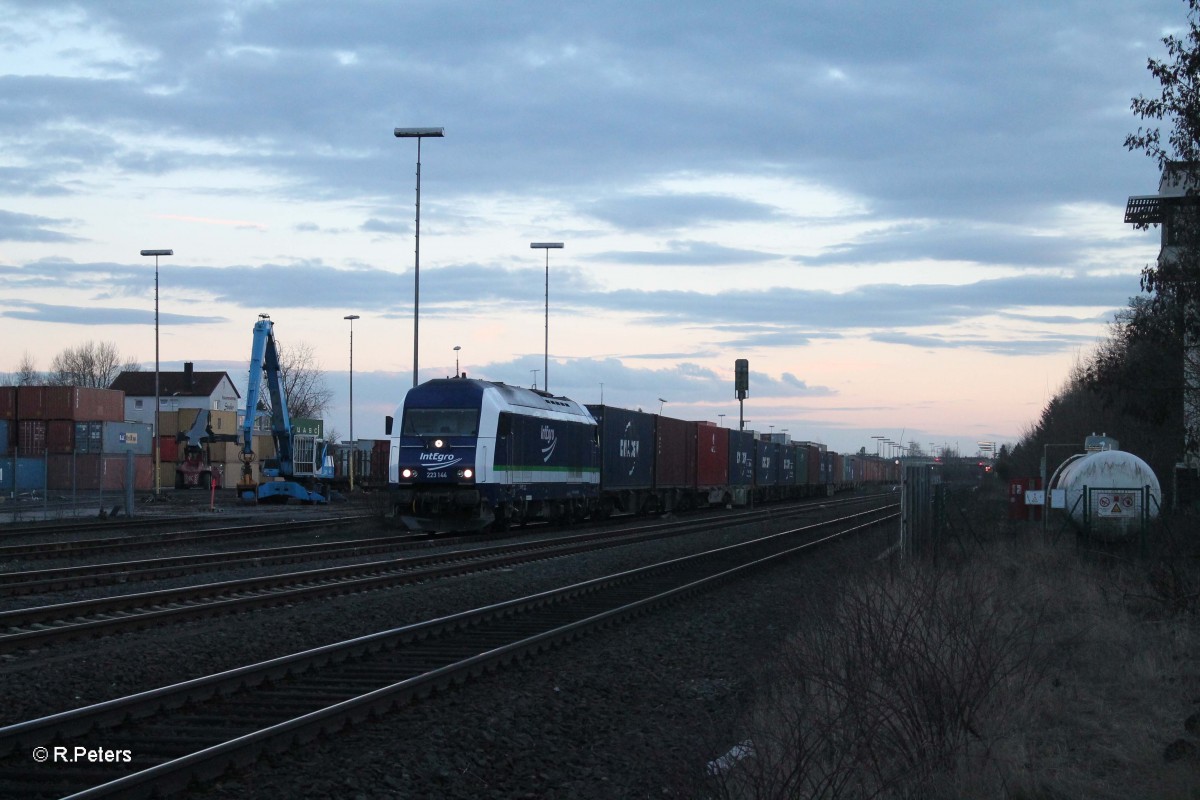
<box><xmin>110</xmin><ymin>362</ymin><xmax>241</xmax><ymax>428</ymax></box>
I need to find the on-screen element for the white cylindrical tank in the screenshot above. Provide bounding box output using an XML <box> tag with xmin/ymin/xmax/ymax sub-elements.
<box><xmin>1048</xmin><ymin>450</ymin><xmax>1161</xmax><ymax>540</ymax></box>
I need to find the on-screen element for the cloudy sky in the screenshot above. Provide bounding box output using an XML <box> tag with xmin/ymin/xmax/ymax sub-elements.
<box><xmin>0</xmin><ymin>0</ymin><xmax>1181</xmax><ymax>456</ymax></box>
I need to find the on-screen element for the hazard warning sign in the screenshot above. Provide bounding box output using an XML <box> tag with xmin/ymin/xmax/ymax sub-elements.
<box><xmin>1096</xmin><ymin>492</ymin><xmax>1137</xmax><ymax>517</ymax></box>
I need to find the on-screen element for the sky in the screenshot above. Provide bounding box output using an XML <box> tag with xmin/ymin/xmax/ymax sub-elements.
<box><xmin>0</xmin><ymin>0</ymin><xmax>1182</xmax><ymax>457</ymax></box>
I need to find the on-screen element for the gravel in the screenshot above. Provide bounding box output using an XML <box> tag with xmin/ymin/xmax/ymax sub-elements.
<box><xmin>0</xmin><ymin>504</ymin><xmax>892</xmax><ymax>798</ymax></box>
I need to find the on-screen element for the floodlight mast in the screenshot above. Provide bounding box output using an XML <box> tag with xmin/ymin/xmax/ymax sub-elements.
<box><xmin>344</xmin><ymin>314</ymin><xmax>360</xmax><ymax>491</ymax></box>
<box><xmin>530</xmin><ymin>242</ymin><xmax>563</xmax><ymax>393</ymax></box>
<box><xmin>140</xmin><ymin>249</ymin><xmax>173</xmax><ymax>496</ymax></box>
<box><xmin>393</xmin><ymin>127</ymin><xmax>445</xmax><ymax>388</ymax></box>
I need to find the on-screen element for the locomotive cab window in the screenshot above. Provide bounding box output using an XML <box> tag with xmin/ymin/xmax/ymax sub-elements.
<box><xmin>402</xmin><ymin>408</ymin><xmax>480</xmax><ymax>437</ymax></box>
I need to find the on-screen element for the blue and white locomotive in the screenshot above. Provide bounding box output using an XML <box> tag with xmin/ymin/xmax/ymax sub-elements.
<box><xmin>387</xmin><ymin>377</ymin><xmax>600</xmax><ymax>531</ymax></box>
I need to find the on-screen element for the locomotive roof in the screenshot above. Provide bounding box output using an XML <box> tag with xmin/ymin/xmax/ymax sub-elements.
<box><xmin>409</xmin><ymin>378</ymin><xmax>593</xmax><ymax>419</ymax></box>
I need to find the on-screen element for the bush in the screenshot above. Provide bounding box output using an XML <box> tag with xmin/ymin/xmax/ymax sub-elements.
<box><xmin>706</xmin><ymin>547</ymin><xmax>1051</xmax><ymax>798</ymax></box>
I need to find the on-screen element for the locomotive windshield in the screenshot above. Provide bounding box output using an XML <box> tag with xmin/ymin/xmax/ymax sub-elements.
<box><xmin>402</xmin><ymin>408</ymin><xmax>479</xmax><ymax>437</ymax></box>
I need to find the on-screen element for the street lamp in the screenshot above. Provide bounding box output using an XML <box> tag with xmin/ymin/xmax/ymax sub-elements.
<box><xmin>453</xmin><ymin>345</ymin><xmax>461</xmax><ymax>377</ymax></box>
<box><xmin>141</xmin><ymin>249</ymin><xmax>173</xmax><ymax>496</ymax></box>
<box><xmin>718</xmin><ymin>413</ymin><xmax>726</xmax><ymax>427</ymax></box>
<box><xmin>344</xmin><ymin>315</ymin><xmax>360</xmax><ymax>491</ymax></box>
<box><xmin>531</xmin><ymin>369</ymin><xmax>540</xmax><ymax>390</ymax></box>
<box><xmin>530</xmin><ymin>242</ymin><xmax>564</xmax><ymax>393</ymax></box>
<box><xmin>658</xmin><ymin>397</ymin><xmax>667</xmax><ymax>415</ymax></box>
<box><xmin>394</xmin><ymin>126</ymin><xmax>444</xmax><ymax>388</ymax></box>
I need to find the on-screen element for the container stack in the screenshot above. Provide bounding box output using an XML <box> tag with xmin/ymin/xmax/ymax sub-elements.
<box><xmin>5</xmin><ymin>386</ymin><xmax>152</xmax><ymax>492</ymax></box>
<box><xmin>154</xmin><ymin>408</ymin><xmax>284</xmax><ymax>490</ymax></box>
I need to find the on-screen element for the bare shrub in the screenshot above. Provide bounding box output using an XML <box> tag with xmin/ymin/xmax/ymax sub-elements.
<box><xmin>1126</xmin><ymin>519</ymin><xmax>1200</xmax><ymax>617</ymax></box>
<box><xmin>709</xmin><ymin>561</ymin><xmax>1050</xmax><ymax>799</ymax></box>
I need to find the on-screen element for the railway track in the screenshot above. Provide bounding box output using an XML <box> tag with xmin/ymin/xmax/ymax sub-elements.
<box><xmin>0</xmin><ymin>494</ymin><xmax>880</xmax><ymax>596</ymax></box>
<box><xmin>0</xmin><ymin>498</ymin><xmax>896</xmax><ymax>656</ymax></box>
<box><xmin>0</xmin><ymin>503</ymin><xmax>896</xmax><ymax>799</ymax></box>
<box><xmin>0</xmin><ymin>514</ymin><xmax>374</xmax><ymax>564</ymax></box>
<box><xmin>0</xmin><ymin>533</ymin><xmax>430</xmax><ymax>597</ymax></box>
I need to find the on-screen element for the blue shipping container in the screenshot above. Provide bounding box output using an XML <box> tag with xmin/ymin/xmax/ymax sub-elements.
<box><xmin>728</xmin><ymin>429</ymin><xmax>755</xmax><ymax>487</ymax></box>
<box><xmin>1</xmin><ymin>456</ymin><xmax>47</xmax><ymax>491</ymax></box>
<box><xmin>585</xmin><ymin>404</ymin><xmax>656</xmax><ymax>490</ymax></box>
<box><xmin>755</xmin><ymin>439</ymin><xmax>779</xmax><ymax>488</ymax></box>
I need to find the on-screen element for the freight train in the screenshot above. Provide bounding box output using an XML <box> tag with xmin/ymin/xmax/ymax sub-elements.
<box><xmin>386</xmin><ymin>377</ymin><xmax>898</xmax><ymax>532</ymax></box>
<box><xmin>327</xmin><ymin>439</ymin><xmax>391</xmax><ymax>491</ymax></box>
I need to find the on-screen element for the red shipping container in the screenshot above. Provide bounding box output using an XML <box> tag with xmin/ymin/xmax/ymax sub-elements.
<box><xmin>47</xmin><ymin>454</ymin><xmax>154</xmax><ymax>491</ymax></box>
<box><xmin>17</xmin><ymin>420</ymin><xmax>46</xmax><ymax>454</ymax></box>
<box><xmin>803</xmin><ymin>444</ymin><xmax>821</xmax><ymax>487</ymax></box>
<box><xmin>372</xmin><ymin>438</ymin><xmax>390</xmax><ymax>482</ymax></box>
<box><xmin>655</xmin><ymin>415</ymin><xmax>694</xmax><ymax>489</ymax></box>
<box><xmin>46</xmin><ymin>420</ymin><xmax>76</xmax><ymax>454</ymax></box>
<box><xmin>694</xmin><ymin>421</ymin><xmax>728</xmax><ymax>488</ymax></box>
<box><xmin>103</xmin><ymin>455</ymin><xmax>153</xmax><ymax>490</ymax></box>
<box><xmin>0</xmin><ymin>386</ymin><xmax>14</xmax><ymax>419</ymax></box>
<box><xmin>158</xmin><ymin>435</ymin><xmax>179</xmax><ymax>462</ymax></box>
<box><xmin>43</xmin><ymin>387</ymin><xmax>124</xmax><ymax>422</ymax></box>
<box><xmin>16</xmin><ymin>386</ymin><xmax>45</xmax><ymax>420</ymax></box>
<box><xmin>47</xmin><ymin>453</ymin><xmax>96</xmax><ymax>489</ymax></box>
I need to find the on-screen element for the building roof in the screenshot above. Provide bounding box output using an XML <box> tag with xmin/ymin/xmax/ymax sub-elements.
<box><xmin>110</xmin><ymin>366</ymin><xmax>240</xmax><ymax>399</ymax></box>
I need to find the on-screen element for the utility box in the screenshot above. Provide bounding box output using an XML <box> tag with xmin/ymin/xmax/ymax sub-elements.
<box><xmin>1009</xmin><ymin>478</ymin><xmax>1043</xmax><ymax>521</ymax></box>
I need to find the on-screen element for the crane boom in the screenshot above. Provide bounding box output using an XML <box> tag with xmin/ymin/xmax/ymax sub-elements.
<box><xmin>238</xmin><ymin>314</ymin><xmax>331</xmax><ymax>503</ymax></box>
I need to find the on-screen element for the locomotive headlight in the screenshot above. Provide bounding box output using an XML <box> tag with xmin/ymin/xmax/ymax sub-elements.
<box><xmin>460</xmin><ymin>468</ymin><xmax>474</xmax><ymax>479</ymax></box>
<box><xmin>401</xmin><ymin>468</ymin><xmax>415</xmax><ymax>479</ymax></box>
<box><xmin>433</xmin><ymin>438</ymin><xmax>445</xmax><ymax>449</ymax></box>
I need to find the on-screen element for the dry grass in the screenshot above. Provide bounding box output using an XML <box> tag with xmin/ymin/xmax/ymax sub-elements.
<box><xmin>703</xmin><ymin>486</ymin><xmax>1200</xmax><ymax>800</ymax></box>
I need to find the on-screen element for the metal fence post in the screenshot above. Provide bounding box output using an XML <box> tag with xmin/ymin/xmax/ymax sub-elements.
<box><xmin>126</xmin><ymin>451</ymin><xmax>135</xmax><ymax>518</ymax></box>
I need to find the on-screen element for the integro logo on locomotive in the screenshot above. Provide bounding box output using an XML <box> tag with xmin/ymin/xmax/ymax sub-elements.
<box><xmin>540</xmin><ymin>425</ymin><xmax>558</xmax><ymax>462</ymax></box>
<box><xmin>420</xmin><ymin>452</ymin><xmax>462</xmax><ymax>470</ymax></box>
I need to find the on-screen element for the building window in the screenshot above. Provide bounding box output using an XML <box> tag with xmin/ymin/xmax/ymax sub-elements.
<box><xmin>135</xmin><ymin>399</ymin><xmax>143</xmax><ymax>409</ymax></box>
<box><xmin>1165</xmin><ymin>203</ymin><xmax>1200</xmax><ymax>247</ymax></box>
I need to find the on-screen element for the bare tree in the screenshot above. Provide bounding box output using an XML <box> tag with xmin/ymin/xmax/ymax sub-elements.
<box><xmin>16</xmin><ymin>352</ymin><xmax>41</xmax><ymax>386</ymax></box>
<box><xmin>258</xmin><ymin>339</ymin><xmax>333</xmax><ymax>422</ymax></box>
<box><xmin>49</xmin><ymin>341</ymin><xmax>140</xmax><ymax>388</ymax></box>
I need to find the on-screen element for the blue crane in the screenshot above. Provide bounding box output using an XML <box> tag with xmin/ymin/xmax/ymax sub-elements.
<box><xmin>238</xmin><ymin>314</ymin><xmax>333</xmax><ymax>503</ymax></box>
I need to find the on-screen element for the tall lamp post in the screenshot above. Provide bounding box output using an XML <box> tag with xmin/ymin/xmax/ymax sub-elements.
<box><xmin>344</xmin><ymin>315</ymin><xmax>360</xmax><ymax>491</ymax></box>
<box><xmin>141</xmin><ymin>249</ymin><xmax>173</xmax><ymax>496</ymax></box>
<box><xmin>394</xmin><ymin>127</ymin><xmax>444</xmax><ymax>388</ymax></box>
<box><xmin>530</xmin><ymin>242</ymin><xmax>564</xmax><ymax>393</ymax></box>
<box><xmin>658</xmin><ymin>398</ymin><xmax>667</xmax><ymax>415</ymax></box>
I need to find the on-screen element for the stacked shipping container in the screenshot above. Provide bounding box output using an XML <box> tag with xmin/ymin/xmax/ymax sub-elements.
<box><xmin>1</xmin><ymin>387</ymin><xmax>350</xmax><ymax>495</ymax></box>
<box><xmin>576</xmin><ymin>405</ymin><xmax>894</xmax><ymax>511</ymax></box>
<box><xmin>2</xmin><ymin>386</ymin><xmax>153</xmax><ymax>492</ymax></box>
<box><xmin>156</xmin><ymin>408</ymin><xmax>283</xmax><ymax>490</ymax></box>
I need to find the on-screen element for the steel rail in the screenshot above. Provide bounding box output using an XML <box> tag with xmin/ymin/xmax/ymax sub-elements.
<box><xmin>0</xmin><ymin>493</ymin><xmax>881</xmax><ymax>595</ymax></box>
<box><xmin>0</xmin><ymin>533</ymin><xmax>428</xmax><ymax>596</ymax></box>
<box><xmin>0</xmin><ymin>501</ymin><xmax>896</xmax><ymax>655</ymax></box>
<box><xmin>0</xmin><ymin>515</ymin><xmax>372</xmax><ymax>562</ymax></box>
<box><xmin>0</xmin><ymin>508</ymin><xmax>896</xmax><ymax>799</ymax></box>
